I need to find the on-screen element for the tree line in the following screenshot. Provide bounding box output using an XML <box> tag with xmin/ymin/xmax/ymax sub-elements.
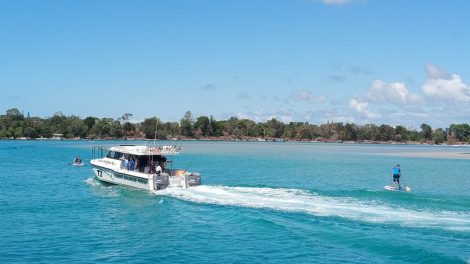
<box><xmin>1</xmin><ymin>108</ymin><xmax>469</xmax><ymax>144</ymax></box>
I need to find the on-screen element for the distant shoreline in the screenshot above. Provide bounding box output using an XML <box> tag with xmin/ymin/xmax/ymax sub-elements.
<box><xmin>2</xmin><ymin>108</ymin><xmax>469</xmax><ymax>145</ymax></box>
<box><xmin>379</xmin><ymin>151</ymin><xmax>470</xmax><ymax>159</ymax></box>
<box><xmin>2</xmin><ymin>136</ymin><xmax>470</xmax><ymax>146</ymax></box>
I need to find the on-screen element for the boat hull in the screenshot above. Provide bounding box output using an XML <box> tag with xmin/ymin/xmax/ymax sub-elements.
<box><xmin>92</xmin><ymin>165</ymin><xmax>151</xmax><ymax>190</ymax></box>
<box><xmin>91</xmin><ymin>163</ymin><xmax>201</xmax><ymax>191</ymax></box>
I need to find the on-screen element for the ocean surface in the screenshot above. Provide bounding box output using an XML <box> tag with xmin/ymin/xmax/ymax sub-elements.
<box><xmin>1</xmin><ymin>140</ymin><xmax>469</xmax><ymax>263</ymax></box>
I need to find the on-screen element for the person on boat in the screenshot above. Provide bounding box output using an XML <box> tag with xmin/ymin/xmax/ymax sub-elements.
<box><xmin>155</xmin><ymin>162</ymin><xmax>162</xmax><ymax>175</ymax></box>
<box><xmin>392</xmin><ymin>164</ymin><xmax>401</xmax><ymax>190</ymax></box>
<box><xmin>129</xmin><ymin>157</ymin><xmax>135</xmax><ymax>171</ymax></box>
<box><xmin>121</xmin><ymin>156</ymin><xmax>129</xmax><ymax>170</ymax></box>
<box><xmin>134</xmin><ymin>158</ymin><xmax>139</xmax><ymax>171</ymax></box>
<box><xmin>73</xmin><ymin>156</ymin><xmax>82</xmax><ymax>164</ymax></box>
<box><xmin>148</xmin><ymin>161</ymin><xmax>155</xmax><ymax>174</ymax></box>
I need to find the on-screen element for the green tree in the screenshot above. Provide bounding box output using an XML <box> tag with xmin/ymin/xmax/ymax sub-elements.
<box><xmin>48</xmin><ymin>112</ymin><xmax>68</xmax><ymax>135</ymax></box>
<box><xmin>141</xmin><ymin>117</ymin><xmax>158</xmax><ymax>139</ymax></box>
<box><xmin>194</xmin><ymin>116</ymin><xmax>210</xmax><ymax>137</ymax></box>
<box><xmin>224</xmin><ymin>117</ymin><xmax>240</xmax><ymax>136</ymax></box>
<box><xmin>109</xmin><ymin>120</ymin><xmax>123</xmax><ymax>138</ymax></box>
<box><xmin>6</xmin><ymin>108</ymin><xmax>24</xmax><ymax>121</ymax></box>
<box><xmin>141</xmin><ymin>117</ymin><xmax>168</xmax><ymax>139</ymax></box>
<box><xmin>14</xmin><ymin>127</ymin><xmax>24</xmax><ymax>138</ymax></box>
<box><xmin>209</xmin><ymin>116</ymin><xmax>220</xmax><ymax>136</ymax></box>
<box><xmin>343</xmin><ymin>123</ymin><xmax>357</xmax><ymax>141</ymax></box>
<box><xmin>180</xmin><ymin>111</ymin><xmax>194</xmax><ymax>137</ymax></box>
<box><xmin>448</xmin><ymin>124</ymin><xmax>470</xmax><ymax>142</ymax></box>
<box><xmin>420</xmin><ymin>123</ymin><xmax>432</xmax><ymax>141</ymax></box>
<box><xmin>23</xmin><ymin>126</ymin><xmax>39</xmax><ymax>138</ymax></box>
<box><xmin>120</xmin><ymin>113</ymin><xmax>133</xmax><ymax>136</ymax></box>
<box><xmin>432</xmin><ymin>128</ymin><xmax>447</xmax><ymax>144</ymax></box>
<box><xmin>83</xmin><ymin>116</ymin><xmax>96</xmax><ymax>130</ymax></box>
<box><xmin>240</xmin><ymin>119</ymin><xmax>260</xmax><ymax>137</ymax></box>
<box><xmin>265</xmin><ymin>118</ymin><xmax>285</xmax><ymax>138</ymax></box>
<box><xmin>378</xmin><ymin>124</ymin><xmax>395</xmax><ymax>141</ymax></box>
<box><xmin>395</xmin><ymin>125</ymin><xmax>409</xmax><ymax>142</ymax></box>
<box><xmin>90</xmin><ymin>118</ymin><xmax>113</xmax><ymax>138</ymax></box>
<box><xmin>357</xmin><ymin>124</ymin><xmax>379</xmax><ymax>141</ymax></box>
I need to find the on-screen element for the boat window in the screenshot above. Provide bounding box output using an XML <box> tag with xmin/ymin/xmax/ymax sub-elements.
<box><xmin>106</xmin><ymin>151</ymin><xmax>125</xmax><ymax>160</ymax></box>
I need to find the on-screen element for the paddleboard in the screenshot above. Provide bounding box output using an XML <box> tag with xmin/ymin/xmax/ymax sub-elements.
<box><xmin>384</xmin><ymin>185</ymin><xmax>410</xmax><ymax>192</ymax></box>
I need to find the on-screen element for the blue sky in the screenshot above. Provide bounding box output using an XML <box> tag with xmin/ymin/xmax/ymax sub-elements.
<box><xmin>1</xmin><ymin>0</ymin><xmax>469</xmax><ymax>128</ymax></box>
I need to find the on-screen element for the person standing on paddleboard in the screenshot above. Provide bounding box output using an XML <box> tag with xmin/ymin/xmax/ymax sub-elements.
<box><xmin>392</xmin><ymin>164</ymin><xmax>401</xmax><ymax>190</ymax></box>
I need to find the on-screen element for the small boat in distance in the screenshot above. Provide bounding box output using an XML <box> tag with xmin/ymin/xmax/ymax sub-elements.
<box><xmin>90</xmin><ymin>145</ymin><xmax>201</xmax><ymax>191</ymax></box>
<box><xmin>71</xmin><ymin>156</ymin><xmax>85</xmax><ymax>166</ymax></box>
<box><xmin>52</xmin><ymin>133</ymin><xmax>64</xmax><ymax>140</ymax></box>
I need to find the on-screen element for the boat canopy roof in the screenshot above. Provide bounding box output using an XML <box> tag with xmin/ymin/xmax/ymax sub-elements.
<box><xmin>109</xmin><ymin>145</ymin><xmax>180</xmax><ymax>156</ymax></box>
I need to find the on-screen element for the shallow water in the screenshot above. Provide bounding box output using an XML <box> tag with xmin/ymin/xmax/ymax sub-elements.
<box><xmin>1</xmin><ymin>140</ymin><xmax>469</xmax><ymax>263</ymax></box>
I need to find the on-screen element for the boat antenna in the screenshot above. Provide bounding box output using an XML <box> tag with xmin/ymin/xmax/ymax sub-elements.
<box><xmin>153</xmin><ymin>118</ymin><xmax>159</xmax><ymax>147</ymax></box>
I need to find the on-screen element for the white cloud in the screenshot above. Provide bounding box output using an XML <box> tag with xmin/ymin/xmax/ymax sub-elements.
<box><xmin>426</xmin><ymin>64</ymin><xmax>449</xmax><ymax>79</ymax></box>
<box><xmin>289</xmin><ymin>89</ymin><xmax>325</xmax><ymax>104</ymax></box>
<box><xmin>422</xmin><ymin>64</ymin><xmax>470</xmax><ymax>102</ymax></box>
<box><xmin>349</xmin><ymin>98</ymin><xmax>380</xmax><ymax>118</ymax></box>
<box><xmin>367</xmin><ymin>80</ymin><xmax>421</xmax><ymax>104</ymax></box>
<box><xmin>236</xmin><ymin>108</ymin><xmax>296</xmax><ymax>123</ymax></box>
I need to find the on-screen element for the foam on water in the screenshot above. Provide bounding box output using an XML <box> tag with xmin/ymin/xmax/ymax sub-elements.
<box><xmin>156</xmin><ymin>185</ymin><xmax>470</xmax><ymax>232</ymax></box>
<box><xmin>84</xmin><ymin>177</ymin><xmax>100</xmax><ymax>187</ymax></box>
<box><xmin>85</xmin><ymin>177</ymin><xmax>121</xmax><ymax>197</ymax></box>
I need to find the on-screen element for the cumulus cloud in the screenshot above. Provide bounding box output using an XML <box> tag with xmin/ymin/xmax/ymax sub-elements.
<box><xmin>367</xmin><ymin>80</ymin><xmax>421</xmax><ymax>104</ymax></box>
<box><xmin>289</xmin><ymin>89</ymin><xmax>325</xmax><ymax>104</ymax></box>
<box><xmin>426</xmin><ymin>64</ymin><xmax>449</xmax><ymax>79</ymax></box>
<box><xmin>349</xmin><ymin>98</ymin><xmax>380</xmax><ymax>118</ymax></box>
<box><xmin>422</xmin><ymin>64</ymin><xmax>470</xmax><ymax>102</ymax></box>
<box><xmin>235</xmin><ymin>108</ymin><xmax>295</xmax><ymax>123</ymax></box>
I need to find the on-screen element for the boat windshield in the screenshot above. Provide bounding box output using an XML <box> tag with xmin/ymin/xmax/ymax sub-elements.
<box><xmin>105</xmin><ymin>150</ymin><xmax>168</xmax><ymax>173</ymax></box>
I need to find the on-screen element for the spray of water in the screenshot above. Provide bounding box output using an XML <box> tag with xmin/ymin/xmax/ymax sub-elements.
<box><xmin>155</xmin><ymin>185</ymin><xmax>470</xmax><ymax>232</ymax></box>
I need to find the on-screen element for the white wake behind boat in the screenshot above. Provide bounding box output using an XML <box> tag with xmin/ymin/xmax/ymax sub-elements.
<box><xmin>90</xmin><ymin>145</ymin><xmax>201</xmax><ymax>191</ymax></box>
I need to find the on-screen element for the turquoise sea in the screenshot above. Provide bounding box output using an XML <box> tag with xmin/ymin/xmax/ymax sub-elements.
<box><xmin>1</xmin><ymin>140</ymin><xmax>469</xmax><ymax>263</ymax></box>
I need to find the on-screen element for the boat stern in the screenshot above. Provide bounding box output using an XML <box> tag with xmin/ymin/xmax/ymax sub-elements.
<box><xmin>159</xmin><ymin>171</ymin><xmax>202</xmax><ymax>189</ymax></box>
<box><xmin>185</xmin><ymin>173</ymin><xmax>201</xmax><ymax>187</ymax></box>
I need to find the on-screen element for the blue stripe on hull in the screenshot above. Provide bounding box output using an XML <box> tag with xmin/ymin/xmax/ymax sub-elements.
<box><xmin>91</xmin><ymin>164</ymin><xmax>150</xmax><ymax>189</ymax></box>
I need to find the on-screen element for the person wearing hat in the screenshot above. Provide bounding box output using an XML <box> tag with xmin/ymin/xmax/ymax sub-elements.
<box><xmin>155</xmin><ymin>162</ymin><xmax>162</xmax><ymax>175</ymax></box>
<box><xmin>392</xmin><ymin>164</ymin><xmax>401</xmax><ymax>190</ymax></box>
<box><xmin>120</xmin><ymin>155</ymin><xmax>129</xmax><ymax>170</ymax></box>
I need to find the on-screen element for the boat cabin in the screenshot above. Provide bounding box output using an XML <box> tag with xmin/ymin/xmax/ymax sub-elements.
<box><xmin>104</xmin><ymin>145</ymin><xmax>179</xmax><ymax>174</ymax></box>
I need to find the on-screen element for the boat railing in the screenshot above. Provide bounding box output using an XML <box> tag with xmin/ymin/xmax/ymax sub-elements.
<box><xmin>92</xmin><ymin>146</ymin><xmax>107</xmax><ymax>159</ymax></box>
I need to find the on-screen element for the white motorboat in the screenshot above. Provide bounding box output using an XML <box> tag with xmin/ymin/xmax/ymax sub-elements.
<box><xmin>90</xmin><ymin>145</ymin><xmax>201</xmax><ymax>191</ymax></box>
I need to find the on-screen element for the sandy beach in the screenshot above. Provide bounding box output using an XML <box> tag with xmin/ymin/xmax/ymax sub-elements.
<box><xmin>379</xmin><ymin>151</ymin><xmax>470</xmax><ymax>159</ymax></box>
